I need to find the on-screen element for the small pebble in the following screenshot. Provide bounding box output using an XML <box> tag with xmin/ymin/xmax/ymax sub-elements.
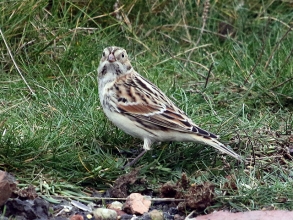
<box><xmin>149</xmin><ymin>210</ymin><xmax>163</xmax><ymax>220</ymax></box>
<box><xmin>93</xmin><ymin>208</ymin><xmax>117</xmax><ymax>220</ymax></box>
<box><xmin>108</xmin><ymin>201</ymin><xmax>123</xmax><ymax>210</ymax></box>
<box><xmin>123</xmin><ymin>193</ymin><xmax>151</xmax><ymax>215</ymax></box>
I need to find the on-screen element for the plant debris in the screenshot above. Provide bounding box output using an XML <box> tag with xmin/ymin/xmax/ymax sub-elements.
<box><xmin>160</xmin><ymin>173</ymin><xmax>215</xmax><ymax>212</ymax></box>
<box><xmin>15</xmin><ymin>184</ymin><xmax>38</xmax><ymax>200</ymax></box>
<box><xmin>109</xmin><ymin>168</ymin><xmax>139</xmax><ymax>198</ymax></box>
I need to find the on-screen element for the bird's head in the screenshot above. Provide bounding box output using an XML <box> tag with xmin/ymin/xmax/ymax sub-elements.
<box><xmin>98</xmin><ymin>46</ymin><xmax>133</xmax><ymax>81</ymax></box>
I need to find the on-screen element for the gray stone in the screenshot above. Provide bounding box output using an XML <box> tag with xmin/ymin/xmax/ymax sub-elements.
<box><xmin>93</xmin><ymin>208</ymin><xmax>117</xmax><ymax>220</ymax></box>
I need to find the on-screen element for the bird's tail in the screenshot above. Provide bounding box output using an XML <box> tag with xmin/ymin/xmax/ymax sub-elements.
<box><xmin>195</xmin><ymin>135</ymin><xmax>243</xmax><ymax>161</ymax></box>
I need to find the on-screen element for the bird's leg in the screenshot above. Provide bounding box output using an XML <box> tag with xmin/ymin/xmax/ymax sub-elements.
<box><xmin>123</xmin><ymin>139</ymin><xmax>152</xmax><ymax>169</ymax></box>
<box><xmin>122</xmin><ymin>149</ymin><xmax>148</xmax><ymax>169</ymax></box>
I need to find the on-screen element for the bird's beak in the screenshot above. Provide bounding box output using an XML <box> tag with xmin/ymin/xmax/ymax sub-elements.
<box><xmin>108</xmin><ymin>53</ymin><xmax>116</xmax><ymax>62</ymax></box>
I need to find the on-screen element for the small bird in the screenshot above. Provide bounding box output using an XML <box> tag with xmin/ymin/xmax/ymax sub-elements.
<box><xmin>98</xmin><ymin>46</ymin><xmax>242</xmax><ymax>167</ymax></box>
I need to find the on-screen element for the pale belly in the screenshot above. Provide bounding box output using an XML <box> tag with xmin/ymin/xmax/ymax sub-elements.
<box><xmin>103</xmin><ymin>109</ymin><xmax>155</xmax><ymax>140</ymax></box>
<box><xmin>102</xmin><ymin>108</ymin><xmax>196</xmax><ymax>143</ymax></box>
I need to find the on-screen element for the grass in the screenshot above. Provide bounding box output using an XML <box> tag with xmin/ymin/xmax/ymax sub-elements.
<box><xmin>0</xmin><ymin>0</ymin><xmax>293</xmax><ymax>213</ymax></box>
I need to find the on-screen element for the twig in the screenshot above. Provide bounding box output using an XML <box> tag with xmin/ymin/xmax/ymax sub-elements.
<box><xmin>0</xmin><ymin>28</ymin><xmax>36</xmax><ymax>96</ymax></box>
<box><xmin>204</xmin><ymin>63</ymin><xmax>213</xmax><ymax>88</ymax></box>
<box><xmin>53</xmin><ymin>195</ymin><xmax>185</xmax><ymax>202</ymax></box>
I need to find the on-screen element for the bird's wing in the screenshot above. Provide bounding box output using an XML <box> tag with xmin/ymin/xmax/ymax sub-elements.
<box><xmin>114</xmin><ymin>72</ymin><xmax>218</xmax><ymax>139</ymax></box>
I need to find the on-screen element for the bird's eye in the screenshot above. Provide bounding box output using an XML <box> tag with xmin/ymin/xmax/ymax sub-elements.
<box><xmin>102</xmin><ymin>52</ymin><xmax>105</xmax><ymax>57</ymax></box>
<box><xmin>121</xmin><ymin>53</ymin><xmax>125</xmax><ymax>58</ymax></box>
